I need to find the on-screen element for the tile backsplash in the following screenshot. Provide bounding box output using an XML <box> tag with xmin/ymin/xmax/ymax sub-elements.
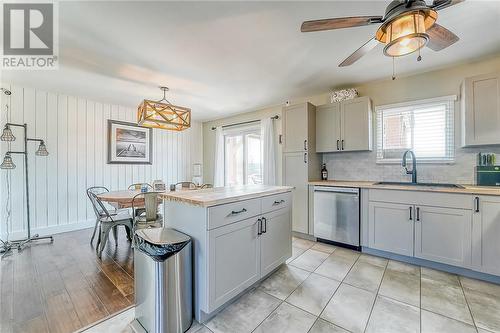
<box><xmin>322</xmin><ymin>147</ymin><xmax>500</xmax><ymax>185</ymax></box>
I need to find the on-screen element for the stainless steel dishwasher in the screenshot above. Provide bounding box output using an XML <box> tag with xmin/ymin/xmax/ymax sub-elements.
<box><xmin>313</xmin><ymin>186</ymin><xmax>360</xmax><ymax>250</ymax></box>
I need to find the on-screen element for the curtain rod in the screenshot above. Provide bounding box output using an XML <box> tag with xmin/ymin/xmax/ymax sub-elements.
<box><xmin>211</xmin><ymin>115</ymin><xmax>279</xmax><ymax>130</ymax></box>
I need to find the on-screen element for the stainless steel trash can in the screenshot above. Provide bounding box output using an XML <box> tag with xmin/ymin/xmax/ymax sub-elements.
<box><xmin>133</xmin><ymin>228</ymin><xmax>192</xmax><ymax>333</ymax></box>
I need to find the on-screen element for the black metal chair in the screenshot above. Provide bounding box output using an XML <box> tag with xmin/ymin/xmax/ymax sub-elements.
<box><xmin>128</xmin><ymin>183</ymin><xmax>154</xmax><ymax>191</ymax></box>
<box><xmin>87</xmin><ymin>190</ymin><xmax>133</xmax><ymax>258</ymax></box>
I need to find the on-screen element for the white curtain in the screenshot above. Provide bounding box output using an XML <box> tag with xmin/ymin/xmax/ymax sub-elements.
<box><xmin>261</xmin><ymin>118</ymin><xmax>276</xmax><ymax>185</ymax></box>
<box><xmin>214</xmin><ymin>126</ymin><xmax>225</xmax><ymax>187</ymax></box>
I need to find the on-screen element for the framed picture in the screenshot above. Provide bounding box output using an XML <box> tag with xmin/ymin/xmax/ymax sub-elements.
<box><xmin>107</xmin><ymin>120</ymin><xmax>153</xmax><ymax>164</ymax></box>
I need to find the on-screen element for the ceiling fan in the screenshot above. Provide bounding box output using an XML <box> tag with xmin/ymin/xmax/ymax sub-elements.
<box><xmin>301</xmin><ymin>0</ymin><xmax>463</xmax><ymax>67</ymax></box>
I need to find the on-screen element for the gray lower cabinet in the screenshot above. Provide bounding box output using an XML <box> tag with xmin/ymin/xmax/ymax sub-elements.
<box><xmin>472</xmin><ymin>195</ymin><xmax>500</xmax><ymax>276</ymax></box>
<box><xmin>260</xmin><ymin>209</ymin><xmax>292</xmax><ymax>276</ymax></box>
<box><xmin>208</xmin><ymin>217</ymin><xmax>261</xmax><ymax>311</ymax></box>
<box><xmin>368</xmin><ymin>201</ymin><xmax>414</xmax><ymax>257</ymax></box>
<box><xmin>414</xmin><ymin>206</ymin><xmax>472</xmax><ymax>267</ymax></box>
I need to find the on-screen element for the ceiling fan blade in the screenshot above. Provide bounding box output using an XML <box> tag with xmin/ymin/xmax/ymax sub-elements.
<box><xmin>426</xmin><ymin>23</ymin><xmax>459</xmax><ymax>51</ymax></box>
<box><xmin>339</xmin><ymin>37</ymin><xmax>379</xmax><ymax>67</ymax></box>
<box><xmin>301</xmin><ymin>16</ymin><xmax>383</xmax><ymax>32</ymax></box>
<box><xmin>431</xmin><ymin>0</ymin><xmax>465</xmax><ymax>10</ymax></box>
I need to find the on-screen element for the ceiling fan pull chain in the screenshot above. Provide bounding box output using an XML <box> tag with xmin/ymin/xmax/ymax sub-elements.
<box><xmin>392</xmin><ymin>57</ymin><xmax>396</xmax><ymax>81</ymax></box>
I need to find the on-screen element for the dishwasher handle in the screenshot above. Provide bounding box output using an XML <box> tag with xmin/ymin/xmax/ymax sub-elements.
<box><xmin>314</xmin><ymin>186</ymin><xmax>359</xmax><ymax>195</ymax></box>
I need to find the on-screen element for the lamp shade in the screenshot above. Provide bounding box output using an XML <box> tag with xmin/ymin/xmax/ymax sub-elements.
<box><xmin>0</xmin><ymin>154</ymin><xmax>16</xmax><ymax>169</ymax></box>
<box><xmin>0</xmin><ymin>126</ymin><xmax>15</xmax><ymax>141</ymax></box>
<box><xmin>35</xmin><ymin>141</ymin><xmax>49</xmax><ymax>156</ymax></box>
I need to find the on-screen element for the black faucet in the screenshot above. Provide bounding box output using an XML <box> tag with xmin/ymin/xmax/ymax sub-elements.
<box><xmin>402</xmin><ymin>150</ymin><xmax>417</xmax><ymax>184</ymax></box>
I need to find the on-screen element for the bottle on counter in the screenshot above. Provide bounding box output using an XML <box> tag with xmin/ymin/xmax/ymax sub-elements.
<box><xmin>321</xmin><ymin>163</ymin><xmax>328</xmax><ymax>181</ymax></box>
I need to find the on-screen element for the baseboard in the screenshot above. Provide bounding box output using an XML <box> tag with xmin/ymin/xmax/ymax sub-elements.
<box><xmin>362</xmin><ymin>247</ymin><xmax>500</xmax><ymax>285</ymax></box>
<box><xmin>7</xmin><ymin>219</ymin><xmax>95</xmax><ymax>241</ymax></box>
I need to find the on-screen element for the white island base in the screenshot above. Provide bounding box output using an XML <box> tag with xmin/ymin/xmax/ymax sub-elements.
<box><xmin>162</xmin><ymin>185</ymin><xmax>293</xmax><ymax>322</ymax></box>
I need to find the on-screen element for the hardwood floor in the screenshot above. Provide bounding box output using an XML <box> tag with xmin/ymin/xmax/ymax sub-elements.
<box><xmin>0</xmin><ymin>227</ymin><xmax>134</xmax><ymax>333</ymax></box>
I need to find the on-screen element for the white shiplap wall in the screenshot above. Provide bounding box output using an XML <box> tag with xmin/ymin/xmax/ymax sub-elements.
<box><xmin>0</xmin><ymin>83</ymin><xmax>203</xmax><ymax>241</ymax></box>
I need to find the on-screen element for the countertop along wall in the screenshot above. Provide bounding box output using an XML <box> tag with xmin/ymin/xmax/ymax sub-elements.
<box><xmin>323</xmin><ymin>54</ymin><xmax>500</xmax><ymax>184</ymax></box>
<box><xmin>0</xmin><ymin>83</ymin><xmax>203</xmax><ymax>241</ymax></box>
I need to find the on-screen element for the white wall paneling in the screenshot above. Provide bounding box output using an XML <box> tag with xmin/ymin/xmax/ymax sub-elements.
<box><xmin>0</xmin><ymin>83</ymin><xmax>203</xmax><ymax>241</ymax></box>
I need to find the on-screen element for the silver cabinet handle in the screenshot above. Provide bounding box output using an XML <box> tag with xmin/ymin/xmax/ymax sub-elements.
<box><xmin>304</xmin><ymin>140</ymin><xmax>308</xmax><ymax>151</ymax></box>
<box><xmin>257</xmin><ymin>218</ymin><xmax>262</xmax><ymax>236</ymax></box>
<box><xmin>409</xmin><ymin>206</ymin><xmax>413</xmax><ymax>220</ymax></box>
<box><xmin>475</xmin><ymin>197</ymin><xmax>480</xmax><ymax>213</ymax></box>
<box><xmin>262</xmin><ymin>217</ymin><xmax>267</xmax><ymax>234</ymax></box>
<box><xmin>231</xmin><ymin>208</ymin><xmax>247</xmax><ymax>216</ymax></box>
<box><xmin>304</xmin><ymin>153</ymin><xmax>307</xmax><ymax>164</ymax></box>
<box><xmin>416</xmin><ymin>207</ymin><xmax>420</xmax><ymax>221</ymax></box>
<box><xmin>273</xmin><ymin>199</ymin><xmax>285</xmax><ymax>205</ymax></box>
<box><xmin>279</xmin><ymin>134</ymin><xmax>283</xmax><ymax>144</ymax></box>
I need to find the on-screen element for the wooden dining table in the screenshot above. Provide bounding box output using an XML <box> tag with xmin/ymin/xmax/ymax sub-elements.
<box><xmin>97</xmin><ymin>190</ymin><xmax>166</xmax><ymax>209</ymax></box>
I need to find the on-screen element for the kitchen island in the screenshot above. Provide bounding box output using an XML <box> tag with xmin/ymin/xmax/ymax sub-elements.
<box><xmin>161</xmin><ymin>185</ymin><xmax>293</xmax><ymax>322</ymax></box>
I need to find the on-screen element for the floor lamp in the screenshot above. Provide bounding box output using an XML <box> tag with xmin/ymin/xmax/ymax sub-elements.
<box><xmin>0</xmin><ymin>120</ymin><xmax>54</xmax><ymax>255</ymax></box>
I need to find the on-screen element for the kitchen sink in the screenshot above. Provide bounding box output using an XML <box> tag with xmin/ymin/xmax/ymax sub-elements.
<box><xmin>374</xmin><ymin>181</ymin><xmax>465</xmax><ymax>189</ymax></box>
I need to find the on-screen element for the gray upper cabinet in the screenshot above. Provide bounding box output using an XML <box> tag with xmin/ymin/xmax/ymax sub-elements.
<box><xmin>316</xmin><ymin>96</ymin><xmax>372</xmax><ymax>153</ymax></box>
<box><xmin>472</xmin><ymin>195</ymin><xmax>500</xmax><ymax>276</ymax></box>
<box><xmin>462</xmin><ymin>72</ymin><xmax>500</xmax><ymax>147</ymax></box>
<box><xmin>283</xmin><ymin>102</ymin><xmax>316</xmax><ymax>153</ymax></box>
<box><xmin>316</xmin><ymin>103</ymin><xmax>340</xmax><ymax>152</ymax></box>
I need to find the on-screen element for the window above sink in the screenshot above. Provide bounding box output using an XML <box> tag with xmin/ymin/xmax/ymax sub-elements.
<box><xmin>376</xmin><ymin>95</ymin><xmax>456</xmax><ymax>164</ymax></box>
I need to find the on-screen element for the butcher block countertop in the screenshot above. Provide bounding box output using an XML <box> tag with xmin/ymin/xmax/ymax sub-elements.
<box><xmin>309</xmin><ymin>180</ymin><xmax>500</xmax><ymax>196</ymax></box>
<box><xmin>160</xmin><ymin>185</ymin><xmax>294</xmax><ymax>207</ymax></box>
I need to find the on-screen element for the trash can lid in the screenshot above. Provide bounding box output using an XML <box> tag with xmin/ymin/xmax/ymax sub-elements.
<box><xmin>135</xmin><ymin>228</ymin><xmax>190</xmax><ymax>246</ymax></box>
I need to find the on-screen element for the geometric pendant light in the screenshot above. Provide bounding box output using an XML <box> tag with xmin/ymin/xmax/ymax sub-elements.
<box><xmin>137</xmin><ymin>86</ymin><xmax>191</xmax><ymax>131</ymax></box>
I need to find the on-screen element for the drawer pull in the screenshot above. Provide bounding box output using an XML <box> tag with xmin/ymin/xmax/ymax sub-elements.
<box><xmin>273</xmin><ymin>200</ymin><xmax>285</xmax><ymax>205</ymax></box>
<box><xmin>230</xmin><ymin>208</ymin><xmax>247</xmax><ymax>216</ymax></box>
<box><xmin>416</xmin><ymin>207</ymin><xmax>420</xmax><ymax>221</ymax></box>
<box><xmin>262</xmin><ymin>217</ymin><xmax>267</xmax><ymax>234</ymax></box>
<box><xmin>409</xmin><ymin>206</ymin><xmax>413</xmax><ymax>220</ymax></box>
<box><xmin>475</xmin><ymin>197</ymin><xmax>480</xmax><ymax>213</ymax></box>
<box><xmin>257</xmin><ymin>218</ymin><xmax>262</xmax><ymax>236</ymax></box>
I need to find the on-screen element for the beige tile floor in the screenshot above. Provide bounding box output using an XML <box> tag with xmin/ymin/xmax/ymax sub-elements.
<box><xmin>83</xmin><ymin>237</ymin><xmax>500</xmax><ymax>333</ymax></box>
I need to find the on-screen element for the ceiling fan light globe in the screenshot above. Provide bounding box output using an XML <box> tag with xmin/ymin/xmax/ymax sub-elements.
<box><xmin>384</xmin><ymin>33</ymin><xmax>429</xmax><ymax>57</ymax></box>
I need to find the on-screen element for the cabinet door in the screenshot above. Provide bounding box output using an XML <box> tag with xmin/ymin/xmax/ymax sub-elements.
<box><xmin>415</xmin><ymin>206</ymin><xmax>472</xmax><ymax>267</ymax></box>
<box><xmin>261</xmin><ymin>208</ymin><xmax>292</xmax><ymax>276</ymax></box>
<box><xmin>316</xmin><ymin>103</ymin><xmax>341</xmax><ymax>153</ymax></box>
<box><xmin>340</xmin><ymin>96</ymin><xmax>372</xmax><ymax>151</ymax></box>
<box><xmin>208</xmin><ymin>217</ymin><xmax>261</xmax><ymax>311</ymax></box>
<box><xmin>368</xmin><ymin>201</ymin><xmax>414</xmax><ymax>256</ymax></box>
<box><xmin>472</xmin><ymin>196</ymin><xmax>500</xmax><ymax>275</ymax></box>
<box><xmin>463</xmin><ymin>72</ymin><xmax>500</xmax><ymax>146</ymax></box>
<box><xmin>283</xmin><ymin>152</ymin><xmax>308</xmax><ymax>234</ymax></box>
<box><xmin>283</xmin><ymin>104</ymin><xmax>308</xmax><ymax>153</ymax></box>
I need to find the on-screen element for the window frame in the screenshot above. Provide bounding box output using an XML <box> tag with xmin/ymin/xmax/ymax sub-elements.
<box><xmin>375</xmin><ymin>95</ymin><xmax>457</xmax><ymax>165</ymax></box>
<box><xmin>223</xmin><ymin>123</ymin><xmax>262</xmax><ymax>186</ymax></box>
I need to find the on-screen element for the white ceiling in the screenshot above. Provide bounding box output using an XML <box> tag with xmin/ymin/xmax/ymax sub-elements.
<box><xmin>3</xmin><ymin>1</ymin><xmax>500</xmax><ymax>121</ymax></box>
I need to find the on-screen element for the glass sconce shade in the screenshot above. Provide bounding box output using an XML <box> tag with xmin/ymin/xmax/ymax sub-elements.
<box><xmin>0</xmin><ymin>154</ymin><xmax>16</xmax><ymax>169</ymax></box>
<box><xmin>1</xmin><ymin>126</ymin><xmax>15</xmax><ymax>141</ymax></box>
<box><xmin>35</xmin><ymin>141</ymin><xmax>49</xmax><ymax>156</ymax></box>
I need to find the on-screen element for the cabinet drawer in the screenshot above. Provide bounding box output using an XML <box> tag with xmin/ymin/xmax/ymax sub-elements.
<box><xmin>261</xmin><ymin>192</ymin><xmax>292</xmax><ymax>214</ymax></box>
<box><xmin>208</xmin><ymin>198</ymin><xmax>261</xmax><ymax>230</ymax></box>
<box><xmin>369</xmin><ymin>189</ymin><xmax>472</xmax><ymax>210</ymax></box>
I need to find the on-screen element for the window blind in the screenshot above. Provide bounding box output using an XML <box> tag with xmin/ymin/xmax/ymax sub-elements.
<box><xmin>376</xmin><ymin>96</ymin><xmax>456</xmax><ymax>163</ymax></box>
